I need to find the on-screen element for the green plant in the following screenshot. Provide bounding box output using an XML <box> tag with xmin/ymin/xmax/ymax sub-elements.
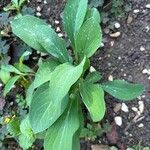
<box><xmin>4</xmin><ymin>0</ymin><xmax>27</xmax><ymax>13</ymax></box>
<box><xmin>10</xmin><ymin>0</ymin><xmax>144</xmax><ymax>149</ymax></box>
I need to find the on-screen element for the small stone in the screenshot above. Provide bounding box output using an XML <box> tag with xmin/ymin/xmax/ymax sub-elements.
<box><xmin>142</xmin><ymin>69</ymin><xmax>149</xmax><ymax>74</ymax></box>
<box><xmin>36</xmin><ymin>6</ymin><xmax>42</xmax><ymax>12</ymax></box>
<box><xmin>148</xmin><ymin>76</ymin><xmax>150</xmax><ymax>80</ymax></box>
<box><xmin>40</xmin><ymin>52</ymin><xmax>47</xmax><ymax>56</ymax></box>
<box><xmin>0</xmin><ymin>83</ymin><xmax>3</xmax><ymax>87</ymax></box>
<box><xmin>110</xmin><ymin>32</ymin><xmax>121</xmax><ymax>38</ymax></box>
<box><xmin>91</xmin><ymin>145</ymin><xmax>109</xmax><ymax>150</ymax></box>
<box><xmin>108</xmin><ymin>75</ymin><xmax>113</xmax><ymax>81</ymax></box>
<box><xmin>56</xmin><ymin>27</ymin><xmax>61</xmax><ymax>32</ymax></box>
<box><xmin>58</xmin><ymin>33</ymin><xmax>63</xmax><ymax>37</ymax></box>
<box><xmin>114</xmin><ymin>22</ymin><xmax>121</xmax><ymax>29</ymax></box>
<box><xmin>123</xmin><ymin>73</ymin><xmax>127</xmax><ymax>77</ymax></box>
<box><xmin>110</xmin><ymin>41</ymin><xmax>114</xmax><ymax>47</ymax></box>
<box><xmin>138</xmin><ymin>101</ymin><xmax>144</xmax><ymax>113</ymax></box>
<box><xmin>113</xmin><ymin>103</ymin><xmax>122</xmax><ymax>113</ymax></box>
<box><xmin>127</xmin><ymin>14</ymin><xmax>133</xmax><ymax>24</ymax></box>
<box><xmin>37</xmin><ymin>0</ymin><xmax>42</xmax><ymax>2</ymax></box>
<box><xmin>114</xmin><ymin>116</ymin><xmax>122</xmax><ymax>126</ymax></box>
<box><xmin>140</xmin><ymin>46</ymin><xmax>145</xmax><ymax>51</ymax></box>
<box><xmin>101</xmin><ymin>42</ymin><xmax>104</xmax><ymax>47</ymax></box>
<box><xmin>131</xmin><ymin>107</ymin><xmax>138</xmax><ymax>112</ymax></box>
<box><xmin>107</xmin><ymin>54</ymin><xmax>111</xmax><ymax>57</ymax></box>
<box><xmin>133</xmin><ymin>9</ymin><xmax>140</xmax><ymax>13</ymax></box>
<box><xmin>121</xmin><ymin>103</ymin><xmax>129</xmax><ymax>112</ymax></box>
<box><xmin>146</xmin><ymin>4</ymin><xmax>150</xmax><ymax>9</ymax></box>
<box><xmin>44</xmin><ymin>0</ymin><xmax>47</xmax><ymax>4</ymax></box>
<box><xmin>54</xmin><ymin>20</ymin><xmax>59</xmax><ymax>24</ymax></box>
<box><xmin>138</xmin><ymin>123</ymin><xmax>144</xmax><ymax>128</ymax></box>
<box><xmin>118</xmin><ymin>56</ymin><xmax>121</xmax><ymax>60</ymax></box>
<box><xmin>90</xmin><ymin>66</ymin><xmax>96</xmax><ymax>72</ymax></box>
<box><xmin>36</xmin><ymin>12</ymin><xmax>41</xmax><ymax>17</ymax></box>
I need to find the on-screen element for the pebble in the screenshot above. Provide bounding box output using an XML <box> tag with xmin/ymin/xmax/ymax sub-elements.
<box><xmin>54</xmin><ymin>20</ymin><xmax>59</xmax><ymax>24</ymax></box>
<box><xmin>101</xmin><ymin>42</ymin><xmax>104</xmax><ymax>47</ymax></box>
<box><xmin>58</xmin><ymin>33</ymin><xmax>63</xmax><ymax>37</ymax></box>
<box><xmin>118</xmin><ymin>56</ymin><xmax>121</xmax><ymax>60</ymax></box>
<box><xmin>36</xmin><ymin>6</ymin><xmax>42</xmax><ymax>12</ymax></box>
<box><xmin>148</xmin><ymin>76</ymin><xmax>150</xmax><ymax>80</ymax></box>
<box><xmin>110</xmin><ymin>32</ymin><xmax>121</xmax><ymax>38</ymax></box>
<box><xmin>133</xmin><ymin>9</ymin><xmax>140</xmax><ymax>13</ymax></box>
<box><xmin>138</xmin><ymin>123</ymin><xmax>144</xmax><ymax>128</ymax></box>
<box><xmin>113</xmin><ymin>103</ymin><xmax>122</xmax><ymax>113</ymax></box>
<box><xmin>36</xmin><ymin>12</ymin><xmax>41</xmax><ymax>17</ymax></box>
<box><xmin>37</xmin><ymin>0</ymin><xmax>42</xmax><ymax>2</ymax></box>
<box><xmin>114</xmin><ymin>22</ymin><xmax>121</xmax><ymax>29</ymax></box>
<box><xmin>146</xmin><ymin>4</ymin><xmax>150</xmax><ymax>9</ymax></box>
<box><xmin>142</xmin><ymin>69</ymin><xmax>150</xmax><ymax>74</ymax></box>
<box><xmin>140</xmin><ymin>46</ymin><xmax>145</xmax><ymax>51</ymax></box>
<box><xmin>0</xmin><ymin>83</ymin><xmax>3</xmax><ymax>87</ymax></box>
<box><xmin>44</xmin><ymin>0</ymin><xmax>47</xmax><ymax>4</ymax></box>
<box><xmin>56</xmin><ymin>27</ymin><xmax>61</xmax><ymax>32</ymax></box>
<box><xmin>138</xmin><ymin>101</ymin><xmax>144</xmax><ymax>113</ymax></box>
<box><xmin>121</xmin><ymin>103</ymin><xmax>129</xmax><ymax>112</ymax></box>
<box><xmin>108</xmin><ymin>75</ymin><xmax>113</xmax><ymax>81</ymax></box>
<box><xmin>110</xmin><ymin>41</ymin><xmax>114</xmax><ymax>47</ymax></box>
<box><xmin>90</xmin><ymin>66</ymin><xmax>96</xmax><ymax>72</ymax></box>
<box><xmin>131</xmin><ymin>107</ymin><xmax>138</xmax><ymax>112</ymax></box>
<box><xmin>114</xmin><ymin>116</ymin><xmax>122</xmax><ymax>126</ymax></box>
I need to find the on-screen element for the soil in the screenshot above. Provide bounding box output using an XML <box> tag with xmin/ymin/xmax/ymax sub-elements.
<box><xmin>0</xmin><ymin>0</ymin><xmax>150</xmax><ymax>149</ymax></box>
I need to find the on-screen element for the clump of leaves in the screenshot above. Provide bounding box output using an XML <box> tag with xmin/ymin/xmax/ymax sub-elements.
<box><xmin>10</xmin><ymin>0</ymin><xmax>144</xmax><ymax>149</ymax></box>
<box><xmin>4</xmin><ymin>0</ymin><xmax>27</xmax><ymax>13</ymax></box>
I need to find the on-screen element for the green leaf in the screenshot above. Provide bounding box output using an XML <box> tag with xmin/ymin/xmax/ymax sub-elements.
<box><xmin>85</xmin><ymin>71</ymin><xmax>102</xmax><ymax>83</ymax></box>
<box><xmin>101</xmin><ymin>80</ymin><xmax>144</xmax><ymax>101</ymax></box>
<box><xmin>26</xmin><ymin>83</ymin><xmax>34</xmax><ymax>106</ymax></box>
<box><xmin>11</xmin><ymin>15</ymin><xmax>47</xmax><ymax>53</ymax></box>
<box><xmin>0</xmin><ymin>69</ymin><xmax>10</xmax><ymax>84</ymax></box>
<box><xmin>29</xmin><ymin>58</ymin><xmax>85</xmax><ymax>133</ymax></box>
<box><xmin>19</xmin><ymin>134</ymin><xmax>34</xmax><ymax>150</ymax></box>
<box><xmin>44</xmin><ymin>99</ymin><xmax>80</xmax><ymax>150</ymax></box>
<box><xmin>15</xmin><ymin>63</ymin><xmax>33</xmax><ymax>73</ymax></box>
<box><xmin>33</xmin><ymin>59</ymin><xmax>60</xmax><ymax>89</ymax></box>
<box><xmin>75</xmin><ymin>18</ymin><xmax>102</xmax><ymax>58</ymax></box>
<box><xmin>72</xmin><ymin>131</ymin><xmax>80</xmax><ymax>150</ymax></box>
<box><xmin>80</xmin><ymin>81</ymin><xmax>105</xmax><ymax>122</ymax></box>
<box><xmin>1</xmin><ymin>64</ymin><xmax>23</xmax><ymax>75</ymax></box>
<box><xmin>35</xmin><ymin>25</ymin><xmax>71</xmax><ymax>63</ymax></box>
<box><xmin>85</xmin><ymin>8</ymin><xmax>101</xmax><ymax>23</ymax></box>
<box><xmin>19</xmin><ymin>116</ymin><xmax>35</xmax><ymax>150</ymax></box>
<box><xmin>7</xmin><ymin>118</ymin><xmax>20</xmax><ymax>137</ymax></box>
<box><xmin>63</xmin><ymin>0</ymin><xmax>88</xmax><ymax>45</ymax></box>
<box><xmin>4</xmin><ymin>75</ymin><xmax>20</xmax><ymax>96</ymax></box>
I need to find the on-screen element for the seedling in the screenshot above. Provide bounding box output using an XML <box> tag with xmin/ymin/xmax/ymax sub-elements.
<box><xmin>4</xmin><ymin>0</ymin><xmax>27</xmax><ymax>13</ymax></box>
<box><xmin>10</xmin><ymin>0</ymin><xmax>144</xmax><ymax>149</ymax></box>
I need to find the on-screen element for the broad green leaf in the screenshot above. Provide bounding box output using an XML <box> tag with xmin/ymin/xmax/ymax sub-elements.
<box><xmin>44</xmin><ymin>99</ymin><xmax>80</xmax><ymax>150</ymax></box>
<box><xmin>35</xmin><ymin>25</ymin><xmax>71</xmax><ymax>63</ymax></box>
<box><xmin>1</xmin><ymin>64</ymin><xmax>23</xmax><ymax>75</ymax></box>
<box><xmin>75</xmin><ymin>18</ymin><xmax>102</xmax><ymax>58</ymax></box>
<box><xmin>26</xmin><ymin>83</ymin><xmax>34</xmax><ymax>106</ymax></box>
<box><xmin>11</xmin><ymin>15</ymin><xmax>47</xmax><ymax>53</ymax></box>
<box><xmin>85</xmin><ymin>71</ymin><xmax>102</xmax><ymax>83</ymax></box>
<box><xmin>33</xmin><ymin>59</ymin><xmax>60</xmax><ymax>89</ymax></box>
<box><xmin>19</xmin><ymin>134</ymin><xmax>35</xmax><ymax>150</ymax></box>
<box><xmin>0</xmin><ymin>69</ymin><xmax>10</xmax><ymax>84</ymax></box>
<box><xmin>4</xmin><ymin>75</ymin><xmax>20</xmax><ymax>96</ymax></box>
<box><xmin>80</xmin><ymin>81</ymin><xmax>105</xmax><ymax>122</ymax></box>
<box><xmin>101</xmin><ymin>80</ymin><xmax>144</xmax><ymax>101</ymax></box>
<box><xmin>85</xmin><ymin>8</ymin><xmax>101</xmax><ymax>23</ymax></box>
<box><xmin>19</xmin><ymin>116</ymin><xmax>35</xmax><ymax>150</ymax></box>
<box><xmin>20</xmin><ymin>116</ymin><xmax>33</xmax><ymax>136</ymax></box>
<box><xmin>14</xmin><ymin>63</ymin><xmax>33</xmax><ymax>73</ymax></box>
<box><xmin>7</xmin><ymin>118</ymin><xmax>20</xmax><ymax>136</ymax></box>
<box><xmin>30</xmin><ymin>58</ymin><xmax>85</xmax><ymax>133</ymax></box>
<box><xmin>63</xmin><ymin>0</ymin><xmax>88</xmax><ymax>45</ymax></box>
<box><xmin>72</xmin><ymin>131</ymin><xmax>80</xmax><ymax>150</ymax></box>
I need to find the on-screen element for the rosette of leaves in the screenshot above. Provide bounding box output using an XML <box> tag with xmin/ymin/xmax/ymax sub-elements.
<box><xmin>11</xmin><ymin>0</ymin><xmax>144</xmax><ymax>149</ymax></box>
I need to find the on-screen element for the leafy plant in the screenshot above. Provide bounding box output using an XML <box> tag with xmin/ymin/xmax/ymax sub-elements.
<box><xmin>4</xmin><ymin>0</ymin><xmax>27</xmax><ymax>13</ymax></box>
<box><xmin>10</xmin><ymin>0</ymin><xmax>144</xmax><ymax>149</ymax></box>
